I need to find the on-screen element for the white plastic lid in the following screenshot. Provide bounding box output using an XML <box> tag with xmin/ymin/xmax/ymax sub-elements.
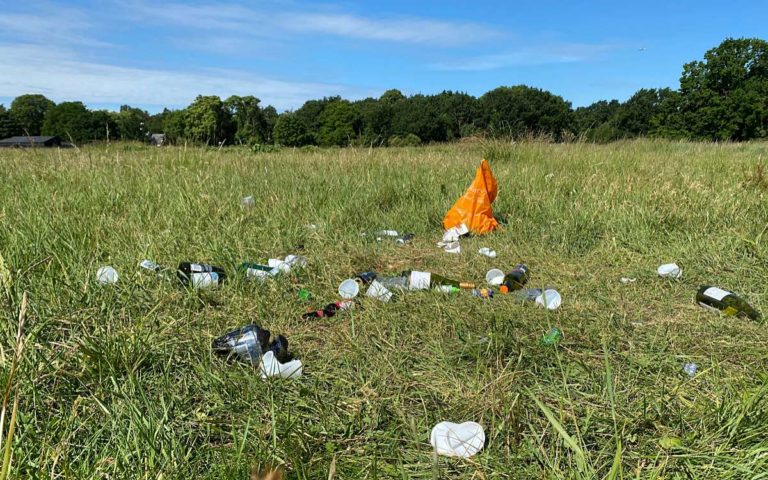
<box><xmin>535</xmin><ymin>289</ymin><xmax>562</xmax><ymax>310</ymax></box>
<box><xmin>338</xmin><ymin>279</ymin><xmax>360</xmax><ymax>299</ymax></box>
<box><xmin>657</xmin><ymin>263</ymin><xmax>682</xmax><ymax>279</ymax></box>
<box><xmin>430</xmin><ymin>421</ymin><xmax>485</xmax><ymax>458</ymax></box>
<box><xmin>485</xmin><ymin>268</ymin><xmax>504</xmax><ymax>286</ymax></box>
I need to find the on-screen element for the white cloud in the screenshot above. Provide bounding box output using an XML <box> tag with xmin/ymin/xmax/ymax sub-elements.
<box><xmin>0</xmin><ymin>44</ymin><xmax>374</xmax><ymax>111</ymax></box>
<box><xmin>0</xmin><ymin>10</ymin><xmax>108</xmax><ymax>47</ymax></box>
<box><xmin>430</xmin><ymin>43</ymin><xmax>614</xmax><ymax>71</ymax></box>
<box><xmin>118</xmin><ymin>0</ymin><xmax>502</xmax><ymax>46</ymax></box>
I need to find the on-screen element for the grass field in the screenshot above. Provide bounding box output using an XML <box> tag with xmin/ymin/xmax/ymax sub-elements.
<box><xmin>1</xmin><ymin>140</ymin><xmax>767</xmax><ymax>479</ymax></box>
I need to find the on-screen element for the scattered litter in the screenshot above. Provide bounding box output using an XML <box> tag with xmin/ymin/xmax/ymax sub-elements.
<box><xmin>541</xmin><ymin>327</ymin><xmax>563</xmax><ymax>345</ymax></box>
<box><xmin>472</xmin><ymin>288</ymin><xmax>494</xmax><ymax>299</ymax></box>
<box><xmin>241</xmin><ymin>195</ymin><xmax>255</xmax><ymax>207</ymax></box>
<box><xmin>242</xmin><ymin>255</ymin><xmax>307</xmax><ymax>282</ymax></box>
<box><xmin>441</xmin><ymin>223</ymin><xmax>468</xmax><ymax>243</ymax></box>
<box><xmin>139</xmin><ymin>259</ymin><xmax>163</xmax><ymax>273</ymax></box>
<box><xmin>377</xmin><ymin>230</ymin><xmax>399</xmax><ymax>237</ymax></box>
<box><xmin>395</xmin><ymin>233</ymin><xmax>415</xmax><ymax>245</ymax></box>
<box><xmin>441</xmin><ymin>241</ymin><xmax>461</xmax><ymax>254</ymax></box>
<box><xmin>212</xmin><ymin>324</ymin><xmax>292</xmax><ymax>366</ymax></box>
<box><xmin>478</xmin><ymin>247</ymin><xmax>497</xmax><ymax>258</ymax></box>
<box><xmin>620</xmin><ymin>277</ymin><xmax>637</xmax><ymax>284</ymax></box>
<box><xmin>297</xmin><ymin>289</ymin><xmax>312</xmax><ymax>301</ymax></box>
<box><xmin>365</xmin><ymin>280</ymin><xmax>393</xmax><ymax>302</ymax></box>
<box><xmin>260</xmin><ymin>350</ymin><xmax>303</xmax><ymax>379</ymax></box>
<box><xmin>515</xmin><ymin>288</ymin><xmax>562</xmax><ymax>310</ymax></box>
<box><xmin>338</xmin><ymin>279</ymin><xmax>360</xmax><ymax>299</ymax></box>
<box><xmin>302</xmin><ymin>300</ymin><xmax>354</xmax><ymax>319</ymax></box>
<box><xmin>307</xmin><ymin>224</ymin><xmax>318</xmax><ymax>230</ymax></box>
<box><xmin>177</xmin><ymin>262</ymin><xmax>226</xmax><ymax>288</ymax></box>
<box><xmin>545</xmin><ymin>172</ymin><xmax>555</xmax><ymax>181</ymax></box>
<box><xmin>536</xmin><ymin>289</ymin><xmax>562</xmax><ymax>310</ymax></box>
<box><xmin>695</xmin><ymin>285</ymin><xmax>761</xmax><ymax>320</ymax></box>
<box><xmin>96</xmin><ymin>266</ymin><xmax>118</xmax><ymax>285</ymax></box>
<box><xmin>485</xmin><ymin>268</ymin><xmax>504</xmax><ymax>286</ymax></box>
<box><xmin>443</xmin><ymin>159</ymin><xmax>499</xmax><ymax>234</ymax></box>
<box><xmin>430</xmin><ymin>421</ymin><xmax>485</xmax><ymax>458</ymax></box>
<box><xmin>683</xmin><ymin>362</ymin><xmax>698</xmax><ymax>378</ymax></box>
<box><xmin>499</xmin><ymin>264</ymin><xmax>530</xmax><ymax>293</ymax></box>
<box><xmin>657</xmin><ymin>263</ymin><xmax>682</xmax><ymax>279</ymax></box>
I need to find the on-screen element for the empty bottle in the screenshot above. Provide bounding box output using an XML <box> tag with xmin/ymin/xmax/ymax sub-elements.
<box><xmin>695</xmin><ymin>286</ymin><xmax>761</xmax><ymax>321</ymax></box>
<box><xmin>240</xmin><ymin>262</ymin><xmax>279</xmax><ymax>281</ymax></box>
<box><xmin>177</xmin><ymin>262</ymin><xmax>226</xmax><ymax>288</ymax></box>
<box><xmin>397</xmin><ymin>270</ymin><xmax>475</xmax><ymax>291</ymax></box>
<box><xmin>396</xmin><ymin>233</ymin><xmax>415</xmax><ymax>245</ymax></box>
<box><xmin>541</xmin><ymin>327</ymin><xmax>563</xmax><ymax>345</ymax></box>
<box><xmin>302</xmin><ymin>300</ymin><xmax>354</xmax><ymax>319</ymax></box>
<box><xmin>212</xmin><ymin>324</ymin><xmax>292</xmax><ymax>364</ymax></box>
<box><xmin>499</xmin><ymin>264</ymin><xmax>530</xmax><ymax>293</ymax></box>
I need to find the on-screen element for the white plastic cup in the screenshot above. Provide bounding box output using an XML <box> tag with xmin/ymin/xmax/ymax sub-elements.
<box><xmin>268</xmin><ymin>258</ymin><xmax>291</xmax><ymax>273</ymax></box>
<box><xmin>478</xmin><ymin>247</ymin><xmax>497</xmax><ymax>258</ymax></box>
<box><xmin>535</xmin><ymin>289</ymin><xmax>562</xmax><ymax>310</ymax></box>
<box><xmin>365</xmin><ymin>280</ymin><xmax>393</xmax><ymax>303</ymax></box>
<box><xmin>284</xmin><ymin>255</ymin><xmax>308</xmax><ymax>269</ymax></box>
<box><xmin>485</xmin><ymin>268</ymin><xmax>504</xmax><ymax>286</ymax></box>
<box><xmin>96</xmin><ymin>266</ymin><xmax>118</xmax><ymax>285</ymax></box>
<box><xmin>430</xmin><ymin>421</ymin><xmax>485</xmax><ymax>458</ymax></box>
<box><xmin>338</xmin><ymin>279</ymin><xmax>360</xmax><ymax>299</ymax></box>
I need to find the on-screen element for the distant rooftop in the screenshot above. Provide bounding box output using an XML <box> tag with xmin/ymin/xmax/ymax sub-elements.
<box><xmin>0</xmin><ymin>136</ymin><xmax>62</xmax><ymax>147</ymax></box>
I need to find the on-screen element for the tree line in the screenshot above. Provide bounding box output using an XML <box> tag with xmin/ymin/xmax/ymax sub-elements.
<box><xmin>1</xmin><ymin>38</ymin><xmax>766</xmax><ymax>146</ymax></box>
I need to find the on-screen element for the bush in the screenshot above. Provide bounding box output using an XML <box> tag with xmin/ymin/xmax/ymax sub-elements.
<box><xmin>388</xmin><ymin>133</ymin><xmax>421</xmax><ymax>147</ymax></box>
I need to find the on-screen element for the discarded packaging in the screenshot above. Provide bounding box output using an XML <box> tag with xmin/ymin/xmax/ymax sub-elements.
<box><xmin>683</xmin><ymin>362</ymin><xmax>698</xmax><ymax>378</ymax></box>
<box><xmin>657</xmin><ymin>263</ymin><xmax>682</xmax><ymax>279</ymax></box>
<box><xmin>242</xmin><ymin>195</ymin><xmax>255</xmax><ymax>207</ymax></box>
<box><xmin>620</xmin><ymin>277</ymin><xmax>637</xmax><ymax>284</ymax></box>
<box><xmin>485</xmin><ymin>268</ymin><xmax>504</xmax><ymax>286</ymax></box>
<box><xmin>478</xmin><ymin>247</ymin><xmax>497</xmax><ymax>258</ymax></box>
<box><xmin>442</xmin><ymin>241</ymin><xmax>461</xmax><ymax>254</ymax></box>
<box><xmin>260</xmin><ymin>351</ymin><xmax>303</xmax><ymax>379</ymax></box>
<box><xmin>441</xmin><ymin>223</ymin><xmax>469</xmax><ymax>243</ymax></box>
<box><xmin>443</xmin><ymin>159</ymin><xmax>499</xmax><ymax>234</ymax></box>
<box><xmin>338</xmin><ymin>279</ymin><xmax>360</xmax><ymax>299</ymax></box>
<box><xmin>96</xmin><ymin>266</ymin><xmax>119</xmax><ymax>285</ymax></box>
<box><xmin>515</xmin><ymin>288</ymin><xmax>562</xmax><ymax>310</ymax></box>
<box><xmin>139</xmin><ymin>259</ymin><xmax>162</xmax><ymax>273</ymax></box>
<box><xmin>430</xmin><ymin>421</ymin><xmax>485</xmax><ymax>458</ymax></box>
<box><xmin>541</xmin><ymin>327</ymin><xmax>563</xmax><ymax>345</ymax></box>
<box><xmin>302</xmin><ymin>300</ymin><xmax>354</xmax><ymax>319</ymax></box>
<box><xmin>396</xmin><ymin>233</ymin><xmax>415</xmax><ymax>245</ymax></box>
<box><xmin>695</xmin><ymin>285</ymin><xmax>761</xmax><ymax>321</ymax></box>
<box><xmin>178</xmin><ymin>262</ymin><xmax>226</xmax><ymax>289</ymax></box>
<box><xmin>377</xmin><ymin>230</ymin><xmax>399</xmax><ymax>237</ymax></box>
<box><xmin>365</xmin><ymin>280</ymin><xmax>393</xmax><ymax>302</ymax></box>
<box><xmin>212</xmin><ymin>324</ymin><xmax>291</xmax><ymax>365</ymax></box>
<box><xmin>472</xmin><ymin>288</ymin><xmax>494</xmax><ymax>299</ymax></box>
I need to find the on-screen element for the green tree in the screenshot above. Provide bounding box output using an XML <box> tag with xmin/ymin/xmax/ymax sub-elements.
<box><xmin>224</xmin><ymin>95</ymin><xmax>267</xmax><ymax>144</ymax></box>
<box><xmin>433</xmin><ymin>91</ymin><xmax>479</xmax><ymax>140</ymax></box>
<box><xmin>273</xmin><ymin>112</ymin><xmax>312</xmax><ymax>147</ymax></box>
<box><xmin>41</xmin><ymin>101</ymin><xmax>94</xmax><ymax>143</ymax></box>
<box><xmin>184</xmin><ymin>95</ymin><xmax>233</xmax><ymax>145</ymax></box>
<box><xmin>317</xmin><ymin>100</ymin><xmax>358</xmax><ymax>147</ymax></box>
<box><xmin>612</xmin><ymin>88</ymin><xmax>675</xmax><ymax>138</ymax></box>
<box><xmin>573</xmin><ymin>100</ymin><xmax>620</xmax><ymax>138</ymax></box>
<box><xmin>162</xmin><ymin>110</ymin><xmax>187</xmax><ymax>144</ymax></box>
<box><xmin>0</xmin><ymin>105</ymin><xmax>21</xmax><ymax>139</ymax></box>
<box><xmin>261</xmin><ymin>106</ymin><xmax>278</xmax><ymax>144</ymax></box>
<box><xmin>114</xmin><ymin>105</ymin><xmax>150</xmax><ymax>141</ymax></box>
<box><xmin>295</xmin><ymin>96</ymin><xmax>341</xmax><ymax>144</ymax></box>
<box><xmin>89</xmin><ymin>110</ymin><xmax>119</xmax><ymax>141</ymax></box>
<box><xmin>675</xmin><ymin>38</ymin><xmax>768</xmax><ymax>140</ymax></box>
<box><xmin>391</xmin><ymin>95</ymin><xmax>446</xmax><ymax>143</ymax></box>
<box><xmin>480</xmin><ymin>85</ymin><xmax>573</xmax><ymax>139</ymax></box>
<box><xmin>9</xmin><ymin>94</ymin><xmax>55</xmax><ymax>136</ymax></box>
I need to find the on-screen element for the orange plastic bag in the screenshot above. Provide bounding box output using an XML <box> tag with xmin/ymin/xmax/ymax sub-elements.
<box><xmin>442</xmin><ymin>159</ymin><xmax>499</xmax><ymax>234</ymax></box>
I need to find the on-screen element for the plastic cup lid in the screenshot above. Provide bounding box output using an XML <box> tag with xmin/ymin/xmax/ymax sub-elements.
<box><xmin>485</xmin><ymin>268</ymin><xmax>504</xmax><ymax>286</ymax></box>
<box><xmin>338</xmin><ymin>279</ymin><xmax>360</xmax><ymax>299</ymax></box>
<box><xmin>535</xmin><ymin>289</ymin><xmax>562</xmax><ymax>310</ymax></box>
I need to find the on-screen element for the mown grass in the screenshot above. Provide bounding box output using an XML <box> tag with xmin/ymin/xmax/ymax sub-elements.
<box><xmin>1</xmin><ymin>139</ymin><xmax>767</xmax><ymax>479</ymax></box>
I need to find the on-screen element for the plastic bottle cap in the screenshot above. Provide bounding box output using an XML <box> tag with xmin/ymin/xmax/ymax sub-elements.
<box><xmin>499</xmin><ymin>285</ymin><xmax>509</xmax><ymax>294</ymax></box>
<box><xmin>338</xmin><ymin>279</ymin><xmax>360</xmax><ymax>299</ymax></box>
<box><xmin>485</xmin><ymin>268</ymin><xmax>504</xmax><ymax>286</ymax></box>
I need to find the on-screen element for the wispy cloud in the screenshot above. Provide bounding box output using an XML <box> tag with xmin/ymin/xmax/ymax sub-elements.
<box><xmin>0</xmin><ymin>44</ymin><xmax>374</xmax><ymax>111</ymax></box>
<box><xmin>0</xmin><ymin>10</ymin><xmax>108</xmax><ymax>47</ymax></box>
<box><xmin>118</xmin><ymin>0</ymin><xmax>502</xmax><ymax>46</ymax></box>
<box><xmin>282</xmin><ymin>13</ymin><xmax>502</xmax><ymax>45</ymax></box>
<box><xmin>430</xmin><ymin>43</ymin><xmax>615</xmax><ymax>71</ymax></box>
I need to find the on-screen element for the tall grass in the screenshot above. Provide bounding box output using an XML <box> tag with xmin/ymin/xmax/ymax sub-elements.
<box><xmin>0</xmin><ymin>140</ymin><xmax>766</xmax><ymax>478</ymax></box>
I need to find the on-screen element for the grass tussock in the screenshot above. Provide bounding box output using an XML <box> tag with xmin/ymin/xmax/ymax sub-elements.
<box><xmin>0</xmin><ymin>140</ymin><xmax>767</xmax><ymax>478</ymax></box>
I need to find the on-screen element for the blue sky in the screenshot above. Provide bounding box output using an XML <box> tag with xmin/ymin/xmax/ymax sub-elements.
<box><xmin>0</xmin><ymin>0</ymin><xmax>764</xmax><ymax>113</ymax></box>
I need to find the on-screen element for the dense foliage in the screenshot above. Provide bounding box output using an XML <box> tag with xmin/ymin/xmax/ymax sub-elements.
<box><xmin>2</xmin><ymin>38</ymin><xmax>767</xmax><ymax>145</ymax></box>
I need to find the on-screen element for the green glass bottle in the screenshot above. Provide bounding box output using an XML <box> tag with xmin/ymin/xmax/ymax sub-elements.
<box><xmin>695</xmin><ymin>286</ymin><xmax>761</xmax><ymax>321</ymax></box>
<box><xmin>398</xmin><ymin>270</ymin><xmax>475</xmax><ymax>290</ymax></box>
